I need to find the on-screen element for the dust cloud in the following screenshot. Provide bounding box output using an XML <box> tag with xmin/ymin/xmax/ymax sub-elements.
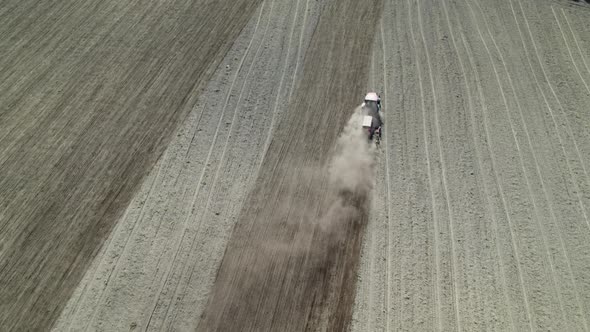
<box><xmin>260</xmin><ymin>105</ymin><xmax>377</xmax><ymax>251</ymax></box>
<box><xmin>319</xmin><ymin>105</ymin><xmax>376</xmax><ymax>237</ymax></box>
<box><xmin>328</xmin><ymin>106</ymin><xmax>376</xmax><ymax>195</ymax></box>
<box><xmin>198</xmin><ymin>106</ymin><xmax>378</xmax><ymax>331</ymax></box>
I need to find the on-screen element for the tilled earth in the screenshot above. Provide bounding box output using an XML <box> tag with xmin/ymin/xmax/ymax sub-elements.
<box><xmin>1</xmin><ymin>0</ymin><xmax>590</xmax><ymax>331</ymax></box>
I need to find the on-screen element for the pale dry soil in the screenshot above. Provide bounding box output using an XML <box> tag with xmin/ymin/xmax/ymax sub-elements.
<box><xmin>353</xmin><ymin>0</ymin><xmax>590</xmax><ymax>331</ymax></box>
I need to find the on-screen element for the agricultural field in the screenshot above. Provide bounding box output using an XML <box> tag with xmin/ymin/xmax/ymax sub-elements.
<box><xmin>1</xmin><ymin>0</ymin><xmax>589</xmax><ymax>330</ymax></box>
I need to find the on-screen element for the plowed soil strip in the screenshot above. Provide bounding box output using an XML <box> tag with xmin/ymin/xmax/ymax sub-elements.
<box><xmin>198</xmin><ymin>0</ymin><xmax>383</xmax><ymax>330</ymax></box>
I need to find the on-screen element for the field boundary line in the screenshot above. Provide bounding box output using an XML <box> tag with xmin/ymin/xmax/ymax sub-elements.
<box><xmin>259</xmin><ymin>0</ymin><xmax>302</xmax><ymax>167</ymax></box>
<box><xmin>139</xmin><ymin>2</ymin><xmax>270</xmax><ymax>328</ymax></box>
<box><xmin>83</xmin><ymin>160</ymin><xmax>166</xmax><ymax>332</ymax></box>
<box><xmin>161</xmin><ymin>0</ymin><xmax>277</xmax><ymax>328</ymax></box>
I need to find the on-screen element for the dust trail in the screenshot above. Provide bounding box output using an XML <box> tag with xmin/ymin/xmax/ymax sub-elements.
<box><xmin>199</xmin><ymin>106</ymin><xmax>378</xmax><ymax>331</ymax></box>
<box><xmin>198</xmin><ymin>0</ymin><xmax>383</xmax><ymax>327</ymax></box>
<box><xmin>265</xmin><ymin>105</ymin><xmax>376</xmax><ymax>250</ymax></box>
<box><xmin>305</xmin><ymin>105</ymin><xmax>377</xmax><ymax>330</ymax></box>
<box><xmin>320</xmin><ymin>105</ymin><xmax>376</xmax><ymax>238</ymax></box>
<box><xmin>329</xmin><ymin>106</ymin><xmax>376</xmax><ymax>196</ymax></box>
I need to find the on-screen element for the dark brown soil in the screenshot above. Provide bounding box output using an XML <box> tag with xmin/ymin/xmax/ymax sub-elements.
<box><xmin>0</xmin><ymin>0</ymin><xmax>261</xmax><ymax>330</ymax></box>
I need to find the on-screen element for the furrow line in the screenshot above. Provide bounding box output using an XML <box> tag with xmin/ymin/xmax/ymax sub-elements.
<box><xmin>153</xmin><ymin>0</ymin><xmax>276</xmax><ymax>327</ymax></box>
<box><xmin>468</xmin><ymin>0</ymin><xmax>568</xmax><ymax>324</ymax></box>
<box><xmin>457</xmin><ymin>8</ymin><xmax>535</xmax><ymax>331</ymax></box>
<box><xmin>508</xmin><ymin>0</ymin><xmax>590</xmax><ymax>231</ymax></box>
<box><xmin>440</xmin><ymin>0</ymin><xmax>516</xmax><ymax>330</ymax></box>
<box><xmin>380</xmin><ymin>17</ymin><xmax>393</xmax><ymax>332</ymax></box>
<box><xmin>515</xmin><ymin>0</ymin><xmax>590</xmax><ymax>210</ymax></box>
<box><xmin>364</xmin><ymin>35</ymin><xmax>377</xmax><ymax>331</ymax></box>
<box><xmin>139</xmin><ymin>3</ymin><xmax>269</xmax><ymax>328</ymax></box>
<box><xmin>416</xmin><ymin>0</ymin><xmax>462</xmax><ymax>329</ymax></box>
<box><xmin>551</xmin><ymin>6</ymin><xmax>590</xmax><ymax>96</ymax></box>
<box><xmin>287</xmin><ymin>0</ymin><xmax>310</xmax><ymax>104</ymax></box>
<box><xmin>83</xmin><ymin>159</ymin><xmax>166</xmax><ymax>332</ymax></box>
<box><xmin>475</xmin><ymin>2</ymin><xmax>588</xmax><ymax>329</ymax></box>
<box><xmin>259</xmin><ymin>0</ymin><xmax>301</xmax><ymax>167</ymax></box>
<box><xmin>561</xmin><ymin>9</ymin><xmax>590</xmax><ymax>77</ymax></box>
<box><xmin>406</xmin><ymin>1</ymin><xmax>442</xmax><ymax>330</ymax></box>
